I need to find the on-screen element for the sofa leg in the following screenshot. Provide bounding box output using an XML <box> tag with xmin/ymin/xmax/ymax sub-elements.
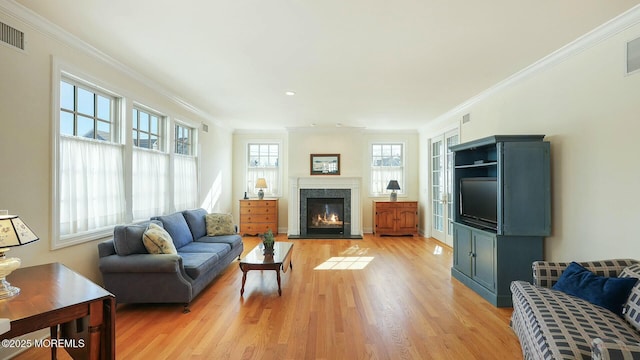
<box><xmin>183</xmin><ymin>304</ymin><xmax>190</xmax><ymax>314</ymax></box>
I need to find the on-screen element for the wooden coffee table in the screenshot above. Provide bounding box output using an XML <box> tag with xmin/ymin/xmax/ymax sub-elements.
<box><xmin>239</xmin><ymin>242</ymin><xmax>293</xmax><ymax>296</ymax></box>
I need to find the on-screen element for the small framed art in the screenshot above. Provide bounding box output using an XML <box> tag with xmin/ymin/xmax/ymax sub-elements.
<box><xmin>310</xmin><ymin>154</ymin><xmax>340</xmax><ymax>175</ymax></box>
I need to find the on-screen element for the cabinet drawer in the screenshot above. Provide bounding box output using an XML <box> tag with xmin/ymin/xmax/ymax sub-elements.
<box><xmin>375</xmin><ymin>201</ymin><xmax>417</xmax><ymax>209</ymax></box>
<box><xmin>240</xmin><ymin>214</ymin><xmax>276</xmax><ymax>223</ymax></box>
<box><xmin>241</xmin><ymin>200</ymin><xmax>277</xmax><ymax>208</ymax></box>
<box><xmin>240</xmin><ymin>223</ymin><xmax>277</xmax><ymax>235</ymax></box>
<box><xmin>240</xmin><ymin>206</ymin><xmax>276</xmax><ymax>215</ymax></box>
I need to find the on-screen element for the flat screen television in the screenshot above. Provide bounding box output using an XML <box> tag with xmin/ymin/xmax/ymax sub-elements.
<box><xmin>459</xmin><ymin>177</ymin><xmax>498</xmax><ymax>230</ymax></box>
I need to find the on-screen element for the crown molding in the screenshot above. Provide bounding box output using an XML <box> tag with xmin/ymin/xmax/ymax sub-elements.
<box><xmin>423</xmin><ymin>4</ymin><xmax>640</xmax><ymax>131</ymax></box>
<box><xmin>0</xmin><ymin>0</ymin><xmax>227</xmax><ymax>131</ymax></box>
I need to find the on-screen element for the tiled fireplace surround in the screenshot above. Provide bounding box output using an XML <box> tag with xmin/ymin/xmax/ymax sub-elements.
<box><xmin>288</xmin><ymin>177</ymin><xmax>362</xmax><ymax>238</ymax></box>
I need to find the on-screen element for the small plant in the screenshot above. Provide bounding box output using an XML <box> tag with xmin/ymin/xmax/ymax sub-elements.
<box><xmin>262</xmin><ymin>229</ymin><xmax>275</xmax><ymax>255</ymax></box>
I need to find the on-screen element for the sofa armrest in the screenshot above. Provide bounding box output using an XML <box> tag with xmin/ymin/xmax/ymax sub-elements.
<box><xmin>533</xmin><ymin>259</ymin><xmax>638</xmax><ymax>288</ymax></box>
<box><xmin>99</xmin><ymin>253</ymin><xmax>183</xmax><ymax>274</ymax></box>
<box><xmin>592</xmin><ymin>338</ymin><xmax>640</xmax><ymax>360</ymax></box>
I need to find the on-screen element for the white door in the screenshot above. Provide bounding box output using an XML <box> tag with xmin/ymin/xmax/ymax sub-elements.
<box><xmin>430</xmin><ymin>130</ymin><xmax>459</xmax><ymax>246</ymax></box>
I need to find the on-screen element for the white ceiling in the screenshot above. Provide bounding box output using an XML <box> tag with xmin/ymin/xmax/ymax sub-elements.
<box><xmin>14</xmin><ymin>0</ymin><xmax>640</xmax><ymax>131</ymax></box>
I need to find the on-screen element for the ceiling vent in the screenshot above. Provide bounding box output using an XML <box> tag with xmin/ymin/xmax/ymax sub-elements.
<box><xmin>627</xmin><ymin>36</ymin><xmax>640</xmax><ymax>75</ymax></box>
<box><xmin>0</xmin><ymin>21</ymin><xmax>25</xmax><ymax>51</ymax></box>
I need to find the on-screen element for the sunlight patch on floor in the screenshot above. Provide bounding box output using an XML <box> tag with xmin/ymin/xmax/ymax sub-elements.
<box><xmin>315</xmin><ymin>256</ymin><xmax>374</xmax><ymax>270</ymax></box>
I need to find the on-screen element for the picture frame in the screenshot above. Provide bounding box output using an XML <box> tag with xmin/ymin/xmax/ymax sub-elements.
<box><xmin>310</xmin><ymin>154</ymin><xmax>340</xmax><ymax>175</ymax></box>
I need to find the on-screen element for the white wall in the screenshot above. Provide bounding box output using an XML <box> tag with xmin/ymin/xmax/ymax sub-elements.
<box><xmin>0</xmin><ymin>8</ymin><xmax>233</xmax><ymax>284</ymax></box>
<box><xmin>422</xmin><ymin>21</ymin><xmax>640</xmax><ymax>261</ymax></box>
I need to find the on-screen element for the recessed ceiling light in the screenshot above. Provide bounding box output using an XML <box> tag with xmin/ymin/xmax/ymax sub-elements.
<box><xmin>285</xmin><ymin>91</ymin><xmax>296</xmax><ymax>96</ymax></box>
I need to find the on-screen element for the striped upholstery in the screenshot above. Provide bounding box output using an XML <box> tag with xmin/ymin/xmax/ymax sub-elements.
<box><xmin>511</xmin><ymin>259</ymin><xmax>640</xmax><ymax>360</ymax></box>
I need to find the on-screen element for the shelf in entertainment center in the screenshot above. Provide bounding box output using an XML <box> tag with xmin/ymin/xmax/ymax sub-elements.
<box><xmin>455</xmin><ymin>161</ymin><xmax>498</xmax><ymax>169</ymax></box>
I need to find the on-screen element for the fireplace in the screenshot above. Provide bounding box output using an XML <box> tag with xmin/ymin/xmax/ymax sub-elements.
<box><xmin>298</xmin><ymin>188</ymin><xmax>353</xmax><ymax>238</ymax></box>
<box><xmin>307</xmin><ymin>198</ymin><xmax>344</xmax><ymax>235</ymax></box>
<box><xmin>288</xmin><ymin>177</ymin><xmax>362</xmax><ymax>238</ymax></box>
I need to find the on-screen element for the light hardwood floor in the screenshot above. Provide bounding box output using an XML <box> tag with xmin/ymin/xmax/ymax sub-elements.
<box><xmin>14</xmin><ymin>234</ymin><xmax>523</xmax><ymax>359</ymax></box>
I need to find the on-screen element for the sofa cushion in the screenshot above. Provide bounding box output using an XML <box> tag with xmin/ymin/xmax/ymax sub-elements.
<box><xmin>552</xmin><ymin>262</ymin><xmax>638</xmax><ymax>316</ymax></box>
<box><xmin>205</xmin><ymin>213</ymin><xmax>236</xmax><ymax>236</ymax></box>
<box><xmin>179</xmin><ymin>242</ymin><xmax>230</xmax><ymax>257</ymax></box>
<box><xmin>182</xmin><ymin>208</ymin><xmax>207</xmax><ymax>241</ymax></box>
<box><xmin>143</xmin><ymin>223</ymin><xmax>178</xmax><ymax>255</ymax></box>
<box><xmin>180</xmin><ymin>252</ymin><xmax>220</xmax><ymax>280</ymax></box>
<box><xmin>511</xmin><ymin>280</ymin><xmax>640</xmax><ymax>359</ymax></box>
<box><xmin>197</xmin><ymin>234</ymin><xmax>243</xmax><ymax>249</ymax></box>
<box><xmin>113</xmin><ymin>220</ymin><xmax>161</xmax><ymax>256</ymax></box>
<box><xmin>152</xmin><ymin>212</ymin><xmax>193</xmax><ymax>249</ymax></box>
<box><xmin>620</xmin><ymin>263</ymin><xmax>640</xmax><ymax>332</ymax></box>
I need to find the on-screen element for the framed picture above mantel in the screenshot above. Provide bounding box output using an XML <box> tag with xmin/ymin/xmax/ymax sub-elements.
<box><xmin>310</xmin><ymin>154</ymin><xmax>340</xmax><ymax>175</ymax></box>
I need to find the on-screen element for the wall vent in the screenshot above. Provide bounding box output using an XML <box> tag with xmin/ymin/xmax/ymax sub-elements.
<box><xmin>627</xmin><ymin>36</ymin><xmax>640</xmax><ymax>75</ymax></box>
<box><xmin>202</xmin><ymin>123</ymin><xmax>209</xmax><ymax>132</ymax></box>
<box><xmin>462</xmin><ymin>113</ymin><xmax>471</xmax><ymax>124</ymax></box>
<box><xmin>0</xmin><ymin>21</ymin><xmax>25</xmax><ymax>51</ymax></box>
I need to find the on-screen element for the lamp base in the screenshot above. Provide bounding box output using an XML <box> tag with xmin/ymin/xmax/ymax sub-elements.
<box><xmin>0</xmin><ymin>250</ymin><xmax>21</xmax><ymax>299</ymax></box>
<box><xmin>0</xmin><ymin>278</ymin><xmax>19</xmax><ymax>299</ymax></box>
<box><xmin>258</xmin><ymin>189</ymin><xmax>265</xmax><ymax>200</ymax></box>
<box><xmin>390</xmin><ymin>192</ymin><xmax>398</xmax><ymax>202</ymax></box>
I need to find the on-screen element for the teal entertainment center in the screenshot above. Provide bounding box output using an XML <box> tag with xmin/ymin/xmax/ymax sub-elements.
<box><xmin>450</xmin><ymin>135</ymin><xmax>551</xmax><ymax>307</ymax></box>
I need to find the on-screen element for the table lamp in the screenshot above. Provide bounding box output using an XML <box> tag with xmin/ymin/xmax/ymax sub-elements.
<box><xmin>255</xmin><ymin>178</ymin><xmax>268</xmax><ymax>200</ymax></box>
<box><xmin>0</xmin><ymin>215</ymin><xmax>39</xmax><ymax>299</ymax></box>
<box><xmin>386</xmin><ymin>180</ymin><xmax>401</xmax><ymax>202</ymax></box>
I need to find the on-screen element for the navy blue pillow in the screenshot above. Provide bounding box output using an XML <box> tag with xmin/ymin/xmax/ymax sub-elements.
<box><xmin>552</xmin><ymin>262</ymin><xmax>638</xmax><ymax>316</ymax></box>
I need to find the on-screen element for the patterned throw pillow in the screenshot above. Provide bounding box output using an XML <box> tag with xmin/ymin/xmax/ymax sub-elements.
<box><xmin>620</xmin><ymin>263</ymin><xmax>640</xmax><ymax>331</ymax></box>
<box><xmin>142</xmin><ymin>223</ymin><xmax>178</xmax><ymax>254</ymax></box>
<box><xmin>552</xmin><ymin>262</ymin><xmax>638</xmax><ymax>316</ymax></box>
<box><xmin>205</xmin><ymin>213</ymin><xmax>236</xmax><ymax>236</ymax></box>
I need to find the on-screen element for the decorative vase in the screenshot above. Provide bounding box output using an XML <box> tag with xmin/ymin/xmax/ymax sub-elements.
<box><xmin>258</xmin><ymin>189</ymin><xmax>264</xmax><ymax>200</ymax></box>
<box><xmin>263</xmin><ymin>242</ymin><xmax>274</xmax><ymax>255</ymax></box>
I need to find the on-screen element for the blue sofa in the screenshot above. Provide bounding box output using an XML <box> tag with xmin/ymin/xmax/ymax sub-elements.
<box><xmin>98</xmin><ymin>208</ymin><xmax>243</xmax><ymax>312</ymax></box>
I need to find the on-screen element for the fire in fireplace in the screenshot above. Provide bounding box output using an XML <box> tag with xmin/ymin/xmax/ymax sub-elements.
<box><xmin>307</xmin><ymin>198</ymin><xmax>344</xmax><ymax>234</ymax></box>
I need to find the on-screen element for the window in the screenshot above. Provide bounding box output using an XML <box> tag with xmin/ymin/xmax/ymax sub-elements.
<box><xmin>132</xmin><ymin>108</ymin><xmax>162</xmax><ymax>150</ymax></box>
<box><xmin>60</xmin><ymin>80</ymin><xmax>114</xmax><ymax>141</ymax></box>
<box><xmin>175</xmin><ymin>124</ymin><xmax>192</xmax><ymax>155</ymax></box>
<box><xmin>246</xmin><ymin>142</ymin><xmax>280</xmax><ymax>197</ymax></box>
<box><xmin>53</xmin><ymin>65</ymin><xmax>201</xmax><ymax>248</ymax></box>
<box><xmin>370</xmin><ymin>143</ymin><xmax>405</xmax><ymax>196</ymax></box>
<box><xmin>174</xmin><ymin>123</ymin><xmax>198</xmax><ymax>210</ymax></box>
<box><xmin>132</xmin><ymin>107</ymin><xmax>169</xmax><ymax>220</ymax></box>
<box><xmin>58</xmin><ymin>79</ymin><xmax>125</xmax><ymax>242</ymax></box>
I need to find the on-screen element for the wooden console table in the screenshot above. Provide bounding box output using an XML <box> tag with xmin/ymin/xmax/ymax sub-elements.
<box><xmin>0</xmin><ymin>262</ymin><xmax>115</xmax><ymax>359</ymax></box>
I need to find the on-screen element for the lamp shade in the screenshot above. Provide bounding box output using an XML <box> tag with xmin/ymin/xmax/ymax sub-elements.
<box><xmin>386</xmin><ymin>180</ymin><xmax>401</xmax><ymax>191</ymax></box>
<box><xmin>255</xmin><ymin>178</ymin><xmax>268</xmax><ymax>189</ymax></box>
<box><xmin>0</xmin><ymin>215</ymin><xmax>39</xmax><ymax>248</ymax></box>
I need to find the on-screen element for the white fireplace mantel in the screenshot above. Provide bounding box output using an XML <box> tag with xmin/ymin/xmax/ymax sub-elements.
<box><xmin>288</xmin><ymin>177</ymin><xmax>362</xmax><ymax>236</ymax></box>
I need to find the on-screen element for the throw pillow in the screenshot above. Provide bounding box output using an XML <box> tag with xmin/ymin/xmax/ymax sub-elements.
<box><xmin>142</xmin><ymin>223</ymin><xmax>178</xmax><ymax>254</ymax></box>
<box><xmin>205</xmin><ymin>213</ymin><xmax>236</xmax><ymax>236</ymax></box>
<box><xmin>619</xmin><ymin>263</ymin><xmax>640</xmax><ymax>331</ymax></box>
<box><xmin>552</xmin><ymin>261</ymin><xmax>638</xmax><ymax>316</ymax></box>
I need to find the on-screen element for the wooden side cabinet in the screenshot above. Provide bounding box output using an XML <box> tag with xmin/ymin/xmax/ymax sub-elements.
<box><xmin>373</xmin><ymin>201</ymin><xmax>418</xmax><ymax>236</ymax></box>
<box><xmin>240</xmin><ymin>199</ymin><xmax>278</xmax><ymax>235</ymax></box>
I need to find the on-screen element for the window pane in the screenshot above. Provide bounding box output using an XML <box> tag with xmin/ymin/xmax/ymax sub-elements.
<box><xmin>140</xmin><ymin>112</ymin><xmax>149</xmax><ymax>131</ymax></box>
<box><xmin>77</xmin><ymin>87</ymin><xmax>95</xmax><ymax>116</ymax></box>
<box><xmin>132</xmin><ymin>130</ymin><xmax>138</xmax><ymax>146</ymax></box>
<box><xmin>60</xmin><ymin>81</ymin><xmax>74</xmax><ymax>111</ymax></box>
<box><xmin>150</xmin><ymin>135</ymin><xmax>158</xmax><ymax>150</ymax></box>
<box><xmin>140</xmin><ymin>131</ymin><xmax>149</xmax><ymax>148</ymax></box>
<box><xmin>96</xmin><ymin>121</ymin><xmax>110</xmax><ymax>141</ymax></box>
<box><xmin>60</xmin><ymin>111</ymin><xmax>74</xmax><ymax>135</ymax></box>
<box><xmin>151</xmin><ymin>116</ymin><xmax>158</xmax><ymax>134</ymax></box>
<box><xmin>77</xmin><ymin>115</ymin><xmax>94</xmax><ymax>138</ymax></box>
<box><xmin>97</xmin><ymin>95</ymin><xmax>110</xmax><ymax>121</ymax></box>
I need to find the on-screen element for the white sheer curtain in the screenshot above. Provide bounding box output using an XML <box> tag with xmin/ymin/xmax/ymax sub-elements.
<box><xmin>132</xmin><ymin>148</ymin><xmax>169</xmax><ymax>220</ymax></box>
<box><xmin>371</xmin><ymin>167</ymin><xmax>404</xmax><ymax>195</ymax></box>
<box><xmin>246</xmin><ymin>168</ymin><xmax>279</xmax><ymax>197</ymax></box>
<box><xmin>174</xmin><ymin>154</ymin><xmax>198</xmax><ymax>210</ymax></box>
<box><xmin>59</xmin><ymin>136</ymin><xmax>125</xmax><ymax>236</ymax></box>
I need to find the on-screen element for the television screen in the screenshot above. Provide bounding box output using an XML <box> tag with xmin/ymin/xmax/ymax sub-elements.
<box><xmin>460</xmin><ymin>177</ymin><xmax>497</xmax><ymax>226</ymax></box>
